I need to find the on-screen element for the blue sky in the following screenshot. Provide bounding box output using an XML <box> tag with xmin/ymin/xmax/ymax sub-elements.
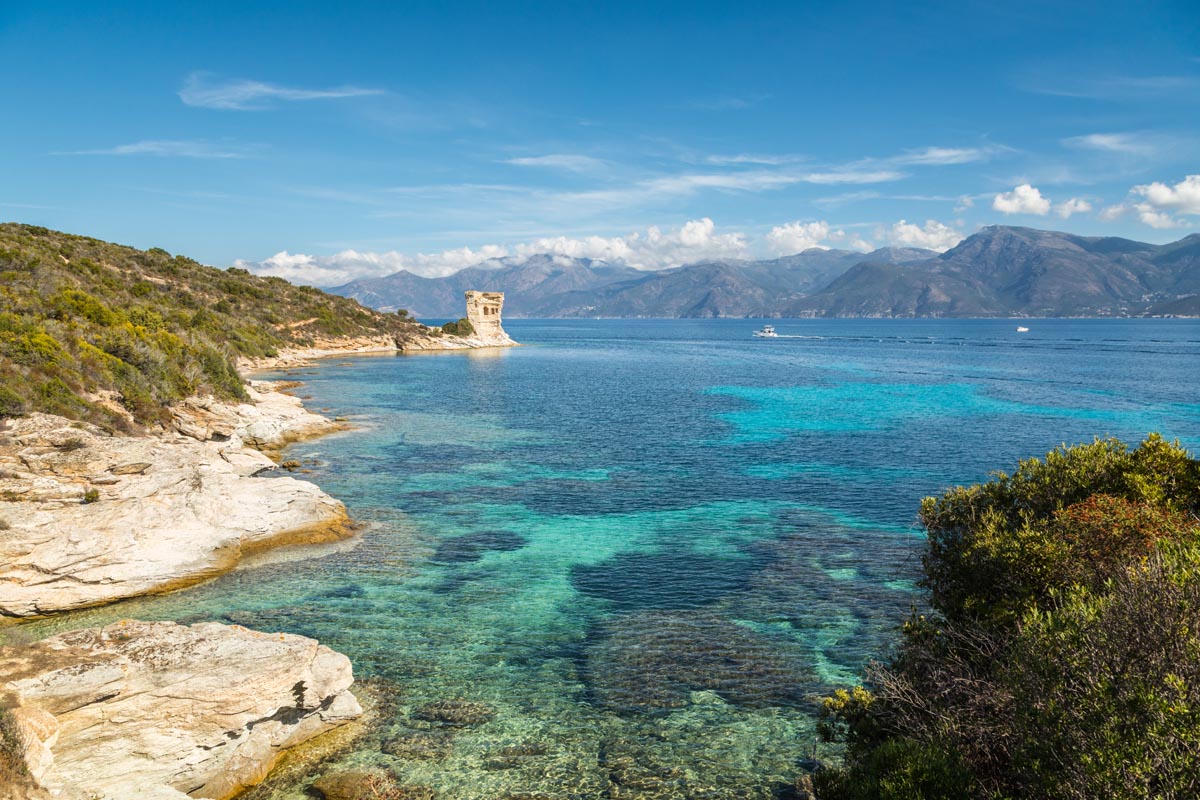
<box><xmin>2</xmin><ymin>0</ymin><xmax>1198</xmax><ymax>285</ymax></box>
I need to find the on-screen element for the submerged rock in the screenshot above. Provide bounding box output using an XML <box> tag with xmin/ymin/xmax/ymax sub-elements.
<box><xmin>382</xmin><ymin>731</ymin><xmax>455</xmax><ymax>761</ymax></box>
<box><xmin>312</xmin><ymin>770</ymin><xmax>437</xmax><ymax>800</ymax></box>
<box><xmin>584</xmin><ymin>610</ymin><xmax>808</xmax><ymax>712</ymax></box>
<box><xmin>570</xmin><ymin>551</ymin><xmax>762</xmax><ymax>611</ymax></box>
<box><xmin>0</xmin><ymin>619</ymin><xmax>362</xmax><ymax>799</ymax></box>
<box><xmin>430</xmin><ymin>530</ymin><xmax>527</xmax><ymax>563</ymax></box>
<box><xmin>482</xmin><ymin>741</ymin><xmax>550</xmax><ymax>771</ymax></box>
<box><xmin>411</xmin><ymin>699</ymin><xmax>496</xmax><ymax>727</ymax></box>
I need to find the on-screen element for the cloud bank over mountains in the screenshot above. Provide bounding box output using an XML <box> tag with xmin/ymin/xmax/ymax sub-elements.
<box><xmin>234</xmin><ymin>172</ymin><xmax>1200</xmax><ymax>286</ymax></box>
<box><xmin>235</xmin><ymin>216</ymin><xmax>971</xmax><ymax>285</ymax></box>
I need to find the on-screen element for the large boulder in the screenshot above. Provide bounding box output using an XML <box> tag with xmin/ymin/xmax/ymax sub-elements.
<box><xmin>0</xmin><ymin>620</ymin><xmax>362</xmax><ymax>799</ymax></box>
<box><xmin>0</xmin><ymin>383</ymin><xmax>352</xmax><ymax>617</ymax></box>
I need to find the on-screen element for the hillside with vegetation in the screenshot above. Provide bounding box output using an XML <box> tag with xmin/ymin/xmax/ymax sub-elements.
<box><xmin>0</xmin><ymin>223</ymin><xmax>425</xmax><ymax>429</ymax></box>
<box><xmin>817</xmin><ymin>435</ymin><xmax>1200</xmax><ymax>800</ymax></box>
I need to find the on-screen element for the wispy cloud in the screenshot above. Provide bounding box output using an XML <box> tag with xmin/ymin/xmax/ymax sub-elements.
<box><xmin>1025</xmin><ymin>73</ymin><xmax>1200</xmax><ymax>100</ymax></box>
<box><xmin>1062</xmin><ymin>132</ymin><xmax>1161</xmax><ymax>156</ymax></box>
<box><xmin>815</xmin><ymin>190</ymin><xmax>961</xmax><ymax>208</ymax></box>
<box><xmin>0</xmin><ymin>201</ymin><xmax>53</xmax><ymax>209</ymax></box>
<box><xmin>179</xmin><ymin>71</ymin><xmax>384</xmax><ymax>110</ymax></box>
<box><xmin>704</xmin><ymin>153</ymin><xmax>800</xmax><ymax>166</ymax></box>
<box><xmin>55</xmin><ymin>139</ymin><xmax>252</xmax><ymax>159</ymax></box>
<box><xmin>553</xmin><ymin>168</ymin><xmax>906</xmax><ymax>209</ymax></box>
<box><xmin>888</xmin><ymin>146</ymin><xmax>1002</xmax><ymax>166</ymax></box>
<box><xmin>683</xmin><ymin>94</ymin><xmax>769</xmax><ymax>111</ymax></box>
<box><xmin>504</xmin><ymin>154</ymin><xmax>608</xmax><ymax>172</ymax></box>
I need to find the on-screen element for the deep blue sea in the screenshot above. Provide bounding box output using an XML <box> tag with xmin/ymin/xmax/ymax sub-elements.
<box><xmin>21</xmin><ymin>319</ymin><xmax>1200</xmax><ymax>798</ymax></box>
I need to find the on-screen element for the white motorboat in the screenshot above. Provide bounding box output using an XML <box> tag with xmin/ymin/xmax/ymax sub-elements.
<box><xmin>1016</xmin><ymin>326</ymin><xmax>1030</xmax><ymax>332</ymax></box>
<box><xmin>753</xmin><ymin>324</ymin><xmax>778</xmax><ymax>338</ymax></box>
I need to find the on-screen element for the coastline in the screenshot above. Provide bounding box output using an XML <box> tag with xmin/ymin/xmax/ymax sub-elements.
<box><xmin>0</xmin><ymin>331</ymin><xmax>519</xmax><ymax>799</ymax></box>
<box><xmin>2</xmin><ymin>326</ymin><xmax>518</xmax><ymax>619</ymax></box>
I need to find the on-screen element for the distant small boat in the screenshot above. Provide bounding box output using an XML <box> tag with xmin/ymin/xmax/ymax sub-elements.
<box><xmin>753</xmin><ymin>324</ymin><xmax>778</xmax><ymax>338</ymax></box>
<box><xmin>1016</xmin><ymin>326</ymin><xmax>1030</xmax><ymax>332</ymax></box>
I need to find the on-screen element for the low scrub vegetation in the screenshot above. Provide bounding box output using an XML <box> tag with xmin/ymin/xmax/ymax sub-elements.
<box><xmin>817</xmin><ymin>435</ymin><xmax>1200</xmax><ymax>800</ymax></box>
<box><xmin>440</xmin><ymin>317</ymin><xmax>475</xmax><ymax>337</ymax></box>
<box><xmin>0</xmin><ymin>224</ymin><xmax>425</xmax><ymax>429</ymax></box>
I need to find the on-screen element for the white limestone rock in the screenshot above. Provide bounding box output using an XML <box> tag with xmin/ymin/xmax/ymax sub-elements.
<box><xmin>0</xmin><ymin>620</ymin><xmax>363</xmax><ymax>799</ymax></box>
<box><xmin>0</xmin><ymin>383</ymin><xmax>351</xmax><ymax>617</ymax></box>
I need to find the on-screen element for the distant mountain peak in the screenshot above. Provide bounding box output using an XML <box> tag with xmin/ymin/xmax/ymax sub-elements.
<box><xmin>328</xmin><ymin>227</ymin><xmax>1200</xmax><ymax>319</ymax></box>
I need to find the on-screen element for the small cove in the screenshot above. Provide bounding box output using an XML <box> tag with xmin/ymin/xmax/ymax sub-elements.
<box><xmin>15</xmin><ymin>318</ymin><xmax>1200</xmax><ymax>799</ymax></box>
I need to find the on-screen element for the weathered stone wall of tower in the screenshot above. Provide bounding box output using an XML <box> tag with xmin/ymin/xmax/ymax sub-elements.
<box><xmin>465</xmin><ymin>291</ymin><xmax>508</xmax><ymax>341</ymax></box>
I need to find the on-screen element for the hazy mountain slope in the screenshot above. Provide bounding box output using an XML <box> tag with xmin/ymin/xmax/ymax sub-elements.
<box><xmin>330</xmin><ymin>247</ymin><xmax>937</xmax><ymax>318</ymax></box>
<box><xmin>328</xmin><ymin>227</ymin><xmax>1200</xmax><ymax>319</ymax></box>
<box><xmin>793</xmin><ymin>227</ymin><xmax>1200</xmax><ymax>317</ymax></box>
<box><xmin>332</xmin><ymin>254</ymin><xmax>642</xmax><ymax>317</ymax></box>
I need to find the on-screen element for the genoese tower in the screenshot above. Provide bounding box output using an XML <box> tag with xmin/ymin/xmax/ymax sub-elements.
<box><xmin>464</xmin><ymin>290</ymin><xmax>515</xmax><ymax>345</ymax></box>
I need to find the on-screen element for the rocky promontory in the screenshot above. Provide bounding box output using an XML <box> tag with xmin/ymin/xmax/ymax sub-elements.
<box><xmin>0</xmin><ymin>619</ymin><xmax>362</xmax><ymax>799</ymax></box>
<box><xmin>0</xmin><ymin>381</ymin><xmax>351</xmax><ymax>617</ymax></box>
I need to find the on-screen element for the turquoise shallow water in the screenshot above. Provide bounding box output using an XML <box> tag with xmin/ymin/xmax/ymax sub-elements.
<box><xmin>14</xmin><ymin>318</ymin><xmax>1200</xmax><ymax>798</ymax></box>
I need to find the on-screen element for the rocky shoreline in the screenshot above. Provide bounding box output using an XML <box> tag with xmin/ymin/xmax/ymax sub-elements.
<box><xmin>0</xmin><ymin>328</ymin><xmax>519</xmax><ymax>798</ymax></box>
<box><xmin>0</xmin><ymin>380</ymin><xmax>352</xmax><ymax>617</ymax></box>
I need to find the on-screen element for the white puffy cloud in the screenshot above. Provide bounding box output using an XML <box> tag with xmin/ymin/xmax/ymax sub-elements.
<box><xmin>232</xmin><ymin>243</ymin><xmax>510</xmax><ymax>286</ymax></box>
<box><xmin>234</xmin><ymin>218</ymin><xmax>750</xmax><ymax>285</ymax></box>
<box><xmin>887</xmin><ymin>219</ymin><xmax>964</xmax><ymax>252</ymax></box>
<box><xmin>1098</xmin><ymin>175</ymin><xmax>1200</xmax><ymax>230</ymax></box>
<box><xmin>512</xmin><ymin>217</ymin><xmax>748</xmax><ymax>268</ymax></box>
<box><xmin>1132</xmin><ymin>174</ymin><xmax>1200</xmax><ymax>215</ymax></box>
<box><xmin>766</xmin><ymin>221</ymin><xmax>831</xmax><ymax>253</ymax></box>
<box><xmin>765</xmin><ymin>221</ymin><xmax>874</xmax><ymax>255</ymax></box>
<box><xmin>1133</xmin><ymin>205</ymin><xmax>1186</xmax><ymax>229</ymax></box>
<box><xmin>993</xmin><ymin>184</ymin><xmax>1051</xmax><ymax>215</ymax></box>
<box><xmin>1054</xmin><ymin>198</ymin><xmax>1093</xmax><ymax>218</ymax></box>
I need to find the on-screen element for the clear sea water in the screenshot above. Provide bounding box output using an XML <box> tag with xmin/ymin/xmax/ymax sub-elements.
<box><xmin>16</xmin><ymin>319</ymin><xmax>1200</xmax><ymax>798</ymax></box>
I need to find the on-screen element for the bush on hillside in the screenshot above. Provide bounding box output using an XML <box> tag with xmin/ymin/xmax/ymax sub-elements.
<box><xmin>817</xmin><ymin>436</ymin><xmax>1200</xmax><ymax>800</ymax></box>
<box><xmin>0</xmin><ymin>224</ymin><xmax>427</xmax><ymax>428</ymax></box>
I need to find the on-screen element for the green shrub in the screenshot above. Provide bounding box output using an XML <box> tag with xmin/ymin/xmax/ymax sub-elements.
<box><xmin>441</xmin><ymin>317</ymin><xmax>475</xmax><ymax>337</ymax></box>
<box><xmin>0</xmin><ymin>386</ymin><xmax>24</xmax><ymax>417</ymax></box>
<box><xmin>81</xmin><ymin>488</ymin><xmax>100</xmax><ymax>504</ymax></box>
<box><xmin>819</xmin><ymin>436</ymin><xmax>1200</xmax><ymax>800</ymax></box>
<box><xmin>920</xmin><ymin>435</ymin><xmax>1200</xmax><ymax>627</ymax></box>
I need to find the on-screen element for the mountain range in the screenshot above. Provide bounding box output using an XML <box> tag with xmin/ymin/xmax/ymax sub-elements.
<box><xmin>329</xmin><ymin>226</ymin><xmax>1200</xmax><ymax>318</ymax></box>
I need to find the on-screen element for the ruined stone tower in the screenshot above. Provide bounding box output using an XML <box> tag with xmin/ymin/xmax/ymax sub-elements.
<box><xmin>464</xmin><ymin>290</ymin><xmax>509</xmax><ymax>342</ymax></box>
